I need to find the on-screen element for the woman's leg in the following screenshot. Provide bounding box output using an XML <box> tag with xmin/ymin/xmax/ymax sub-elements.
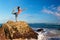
<box><xmin>13</xmin><ymin>13</ymin><xmax>18</xmax><ymax>22</ymax></box>
<box><xmin>15</xmin><ymin>13</ymin><xmax>18</xmax><ymax>22</ymax></box>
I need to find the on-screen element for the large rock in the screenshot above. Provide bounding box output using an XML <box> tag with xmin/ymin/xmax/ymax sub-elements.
<box><xmin>0</xmin><ymin>27</ymin><xmax>6</xmax><ymax>40</ymax></box>
<box><xmin>2</xmin><ymin>21</ymin><xmax>38</xmax><ymax>39</ymax></box>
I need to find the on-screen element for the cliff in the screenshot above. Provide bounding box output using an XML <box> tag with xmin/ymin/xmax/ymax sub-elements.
<box><xmin>2</xmin><ymin>21</ymin><xmax>38</xmax><ymax>39</ymax></box>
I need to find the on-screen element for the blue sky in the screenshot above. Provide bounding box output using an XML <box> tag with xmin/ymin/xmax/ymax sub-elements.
<box><xmin>0</xmin><ymin>0</ymin><xmax>60</xmax><ymax>24</ymax></box>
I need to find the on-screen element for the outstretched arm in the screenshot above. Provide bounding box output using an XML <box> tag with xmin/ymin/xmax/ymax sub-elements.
<box><xmin>17</xmin><ymin>8</ymin><xmax>27</xmax><ymax>14</ymax></box>
<box><xmin>12</xmin><ymin>7</ymin><xmax>17</xmax><ymax>14</ymax></box>
<box><xmin>22</xmin><ymin>8</ymin><xmax>27</xmax><ymax>11</ymax></box>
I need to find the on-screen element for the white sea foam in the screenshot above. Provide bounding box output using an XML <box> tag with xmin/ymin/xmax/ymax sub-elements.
<box><xmin>33</xmin><ymin>28</ymin><xmax>60</xmax><ymax>40</ymax></box>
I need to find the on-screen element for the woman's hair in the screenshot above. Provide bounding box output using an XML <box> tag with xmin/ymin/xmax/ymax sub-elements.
<box><xmin>17</xmin><ymin>6</ymin><xmax>20</xmax><ymax>9</ymax></box>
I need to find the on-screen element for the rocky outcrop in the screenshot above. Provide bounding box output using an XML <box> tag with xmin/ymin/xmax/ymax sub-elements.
<box><xmin>2</xmin><ymin>21</ymin><xmax>38</xmax><ymax>39</ymax></box>
<box><xmin>0</xmin><ymin>27</ymin><xmax>6</xmax><ymax>40</ymax></box>
<box><xmin>36</xmin><ymin>28</ymin><xmax>44</xmax><ymax>32</ymax></box>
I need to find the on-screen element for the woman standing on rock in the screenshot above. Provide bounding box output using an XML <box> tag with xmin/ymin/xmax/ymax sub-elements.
<box><xmin>12</xmin><ymin>6</ymin><xmax>22</xmax><ymax>22</ymax></box>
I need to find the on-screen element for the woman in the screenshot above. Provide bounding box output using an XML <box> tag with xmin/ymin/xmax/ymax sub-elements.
<box><xmin>12</xmin><ymin>6</ymin><xmax>22</xmax><ymax>22</ymax></box>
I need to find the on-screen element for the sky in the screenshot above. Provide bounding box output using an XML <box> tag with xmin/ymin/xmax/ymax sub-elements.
<box><xmin>0</xmin><ymin>0</ymin><xmax>60</xmax><ymax>24</ymax></box>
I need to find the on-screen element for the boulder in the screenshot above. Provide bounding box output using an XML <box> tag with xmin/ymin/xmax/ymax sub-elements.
<box><xmin>0</xmin><ymin>26</ymin><xmax>7</xmax><ymax>40</ymax></box>
<box><xmin>37</xmin><ymin>28</ymin><xmax>44</xmax><ymax>32</ymax></box>
<box><xmin>2</xmin><ymin>21</ymin><xmax>38</xmax><ymax>39</ymax></box>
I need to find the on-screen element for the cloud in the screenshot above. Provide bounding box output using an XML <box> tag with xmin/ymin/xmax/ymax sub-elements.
<box><xmin>42</xmin><ymin>5</ymin><xmax>60</xmax><ymax>23</ymax></box>
<box><xmin>42</xmin><ymin>5</ymin><xmax>60</xmax><ymax>17</ymax></box>
<box><xmin>55</xmin><ymin>12</ymin><xmax>60</xmax><ymax>16</ymax></box>
<box><xmin>57</xmin><ymin>6</ymin><xmax>60</xmax><ymax>11</ymax></box>
<box><xmin>42</xmin><ymin>8</ymin><xmax>54</xmax><ymax>14</ymax></box>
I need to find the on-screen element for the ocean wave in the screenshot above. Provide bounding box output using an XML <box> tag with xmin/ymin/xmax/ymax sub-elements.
<box><xmin>32</xmin><ymin>27</ymin><xmax>60</xmax><ymax>40</ymax></box>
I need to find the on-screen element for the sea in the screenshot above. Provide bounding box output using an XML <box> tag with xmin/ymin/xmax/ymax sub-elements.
<box><xmin>29</xmin><ymin>23</ymin><xmax>60</xmax><ymax>29</ymax></box>
<box><xmin>0</xmin><ymin>23</ymin><xmax>60</xmax><ymax>40</ymax></box>
<box><xmin>29</xmin><ymin>23</ymin><xmax>60</xmax><ymax>40</ymax></box>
